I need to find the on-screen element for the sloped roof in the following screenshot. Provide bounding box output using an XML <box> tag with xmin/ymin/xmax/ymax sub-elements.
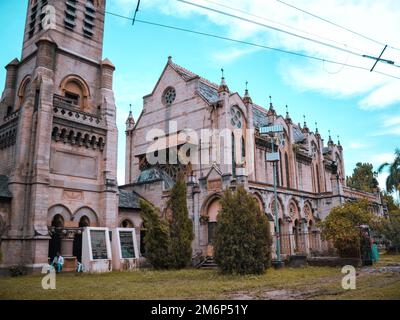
<box><xmin>136</xmin><ymin>167</ymin><xmax>175</xmax><ymax>190</ymax></box>
<box><xmin>169</xmin><ymin>61</ymin><xmax>221</xmax><ymax>104</ymax></box>
<box><xmin>253</xmin><ymin>105</ymin><xmax>269</xmax><ymax>128</ymax></box>
<box><xmin>0</xmin><ymin>175</ymin><xmax>12</xmax><ymax>199</ymax></box>
<box><xmin>118</xmin><ymin>189</ymin><xmax>141</xmax><ymax>209</ymax></box>
<box><xmin>293</xmin><ymin>126</ymin><xmax>306</xmax><ymax>143</ymax></box>
<box><xmin>198</xmin><ymin>81</ymin><xmax>219</xmax><ymax>104</ymax></box>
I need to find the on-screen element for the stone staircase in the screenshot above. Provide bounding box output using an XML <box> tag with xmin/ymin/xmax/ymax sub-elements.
<box><xmin>198</xmin><ymin>257</ymin><xmax>218</xmax><ymax>269</ymax></box>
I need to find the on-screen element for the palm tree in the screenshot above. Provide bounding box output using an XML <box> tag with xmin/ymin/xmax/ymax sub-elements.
<box><xmin>378</xmin><ymin>148</ymin><xmax>400</xmax><ymax>199</ymax></box>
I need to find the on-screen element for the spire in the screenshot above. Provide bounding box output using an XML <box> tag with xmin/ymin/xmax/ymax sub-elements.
<box><xmin>218</xmin><ymin>68</ymin><xmax>229</xmax><ymax>93</ymax></box>
<box><xmin>126</xmin><ymin>104</ymin><xmax>135</xmax><ymax>131</ymax></box>
<box><xmin>243</xmin><ymin>81</ymin><xmax>252</xmax><ymax>104</ymax></box>
<box><xmin>328</xmin><ymin>130</ymin><xmax>334</xmax><ymax>146</ymax></box>
<box><xmin>337</xmin><ymin>135</ymin><xmax>343</xmax><ymax>151</ymax></box>
<box><xmin>315</xmin><ymin>121</ymin><xmax>321</xmax><ymax>139</ymax></box>
<box><xmin>285</xmin><ymin>105</ymin><xmax>292</xmax><ymax>124</ymax></box>
<box><xmin>302</xmin><ymin>115</ymin><xmax>309</xmax><ymax>133</ymax></box>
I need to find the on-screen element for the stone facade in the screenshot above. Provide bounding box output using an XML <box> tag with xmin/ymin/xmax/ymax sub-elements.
<box><xmin>0</xmin><ymin>0</ymin><xmax>118</xmax><ymax>272</ymax></box>
<box><xmin>124</xmin><ymin>58</ymin><xmax>384</xmax><ymax>259</ymax></box>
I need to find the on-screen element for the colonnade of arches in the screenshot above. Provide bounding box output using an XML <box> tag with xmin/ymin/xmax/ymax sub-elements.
<box><xmin>201</xmin><ymin>192</ymin><xmax>323</xmax><ymax>257</ymax></box>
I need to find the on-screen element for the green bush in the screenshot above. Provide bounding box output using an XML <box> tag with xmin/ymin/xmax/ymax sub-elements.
<box><xmin>319</xmin><ymin>199</ymin><xmax>378</xmax><ymax>258</ymax></box>
<box><xmin>167</xmin><ymin>173</ymin><xmax>194</xmax><ymax>269</ymax></box>
<box><xmin>214</xmin><ymin>187</ymin><xmax>272</xmax><ymax>275</ymax></box>
<box><xmin>381</xmin><ymin>211</ymin><xmax>400</xmax><ymax>254</ymax></box>
<box><xmin>140</xmin><ymin>199</ymin><xmax>173</xmax><ymax>269</ymax></box>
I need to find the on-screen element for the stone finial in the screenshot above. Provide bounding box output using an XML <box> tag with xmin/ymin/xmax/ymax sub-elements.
<box><xmin>315</xmin><ymin>122</ymin><xmax>321</xmax><ymax>138</ymax></box>
<box><xmin>126</xmin><ymin>104</ymin><xmax>135</xmax><ymax>131</ymax></box>
<box><xmin>168</xmin><ymin>56</ymin><xmax>173</xmax><ymax>64</ymax></box>
<box><xmin>267</xmin><ymin>95</ymin><xmax>276</xmax><ymax>117</ymax></box>
<box><xmin>302</xmin><ymin>115</ymin><xmax>309</xmax><ymax>133</ymax></box>
<box><xmin>328</xmin><ymin>130</ymin><xmax>334</xmax><ymax>146</ymax></box>
<box><xmin>285</xmin><ymin>105</ymin><xmax>292</xmax><ymax>124</ymax></box>
<box><xmin>243</xmin><ymin>81</ymin><xmax>252</xmax><ymax>104</ymax></box>
<box><xmin>218</xmin><ymin>68</ymin><xmax>229</xmax><ymax>93</ymax></box>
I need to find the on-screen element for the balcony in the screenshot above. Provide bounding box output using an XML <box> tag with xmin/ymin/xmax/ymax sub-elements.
<box><xmin>53</xmin><ymin>94</ymin><xmax>103</xmax><ymax>127</ymax></box>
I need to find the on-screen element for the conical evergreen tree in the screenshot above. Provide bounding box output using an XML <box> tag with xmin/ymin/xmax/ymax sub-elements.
<box><xmin>167</xmin><ymin>173</ymin><xmax>194</xmax><ymax>268</ymax></box>
<box><xmin>214</xmin><ymin>187</ymin><xmax>272</xmax><ymax>274</ymax></box>
<box><xmin>140</xmin><ymin>199</ymin><xmax>173</xmax><ymax>269</ymax></box>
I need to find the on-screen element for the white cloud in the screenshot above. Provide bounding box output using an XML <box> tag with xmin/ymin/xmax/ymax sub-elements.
<box><xmin>371</xmin><ymin>114</ymin><xmax>400</xmax><ymax>136</ymax></box>
<box><xmin>114</xmin><ymin>0</ymin><xmax>400</xmax><ymax>109</ymax></box>
<box><xmin>346</xmin><ymin>141</ymin><xmax>367</xmax><ymax>150</ymax></box>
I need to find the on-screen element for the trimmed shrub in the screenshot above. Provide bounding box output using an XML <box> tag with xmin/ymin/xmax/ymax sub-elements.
<box><xmin>140</xmin><ymin>199</ymin><xmax>173</xmax><ymax>269</ymax></box>
<box><xmin>167</xmin><ymin>174</ymin><xmax>194</xmax><ymax>269</ymax></box>
<box><xmin>214</xmin><ymin>187</ymin><xmax>272</xmax><ymax>275</ymax></box>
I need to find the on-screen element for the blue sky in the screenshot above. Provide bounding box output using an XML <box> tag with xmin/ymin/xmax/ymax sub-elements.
<box><xmin>0</xmin><ymin>0</ymin><xmax>399</xmax><ymax>192</ymax></box>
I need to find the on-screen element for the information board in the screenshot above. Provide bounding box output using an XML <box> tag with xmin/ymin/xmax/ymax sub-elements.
<box><xmin>90</xmin><ymin>230</ymin><xmax>108</xmax><ymax>260</ymax></box>
<box><xmin>119</xmin><ymin>230</ymin><xmax>135</xmax><ymax>259</ymax></box>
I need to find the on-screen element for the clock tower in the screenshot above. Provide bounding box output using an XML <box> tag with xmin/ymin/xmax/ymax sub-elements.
<box><xmin>0</xmin><ymin>0</ymin><xmax>118</xmax><ymax>272</ymax></box>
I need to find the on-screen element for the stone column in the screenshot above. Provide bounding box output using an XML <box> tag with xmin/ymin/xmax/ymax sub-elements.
<box><xmin>301</xmin><ymin>218</ymin><xmax>310</xmax><ymax>255</ymax></box>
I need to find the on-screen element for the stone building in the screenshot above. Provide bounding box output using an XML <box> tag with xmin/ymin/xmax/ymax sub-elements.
<box><xmin>0</xmin><ymin>0</ymin><xmax>119</xmax><ymax>272</ymax></box>
<box><xmin>0</xmin><ymin>0</ymin><xmax>384</xmax><ymax>272</ymax></box>
<box><xmin>124</xmin><ymin>58</ymin><xmax>383</xmax><ymax>259</ymax></box>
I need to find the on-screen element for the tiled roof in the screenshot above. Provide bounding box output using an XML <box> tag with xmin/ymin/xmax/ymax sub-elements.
<box><xmin>253</xmin><ymin>106</ymin><xmax>269</xmax><ymax>128</ymax></box>
<box><xmin>293</xmin><ymin>126</ymin><xmax>306</xmax><ymax>143</ymax></box>
<box><xmin>136</xmin><ymin>167</ymin><xmax>175</xmax><ymax>190</ymax></box>
<box><xmin>118</xmin><ymin>189</ymin><xmax>141</xmax><ymax>209</ymax></box>
<box><xmin>198</xmin><ymin>82</ymin><xmax>219</xmax><ymax>104</ymax></box>
<box><xmin>0</xmin><ymin>175</ymin><xmax>12</xmax><ymax>199</ymax></box>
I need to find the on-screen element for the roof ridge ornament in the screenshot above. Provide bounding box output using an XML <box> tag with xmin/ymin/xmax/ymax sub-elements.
<box><xmin>243</xmin><ymin>81</ymin><xmax>252</xmax><ymax>104</ymax></box>
<box><xmin>218</xmin><ymin>68</ymin><xmax>229</xmax><ymax>93</ymax></box>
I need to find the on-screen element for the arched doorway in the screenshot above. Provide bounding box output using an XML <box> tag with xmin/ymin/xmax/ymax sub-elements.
<box><xmin>48</xmin><ymin>214</ymin><xmax>64</xmax><ymax>263</ymax></box>
<box><xmin>207</xmin><ymin>198</ymin><xmax>221</xmax><ymax>246</ymax></box>
<box><xmin>73</xmin><ymin>216</ymin><xmax>91</xmax><ymax>263</ymax></box>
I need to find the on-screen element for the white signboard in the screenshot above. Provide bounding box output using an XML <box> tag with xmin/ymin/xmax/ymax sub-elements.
<box><xmin>260</xmin><ymin>125</ymin><xmax>284</xmax><ymax>135</ymax></box>
<box><xmin>82</xmin><ymin>227</ymin><xmax>112</xmax><ymax>273</ymax></box>
<box><xmin>112</xmin><ymin>228</ymin><xmax>139</xmax><ymax>271</ymax></box>
<box><xmin>266</xmin><ymin>152</ymin><xmax>280</xmax><ymax>162</ymax></box>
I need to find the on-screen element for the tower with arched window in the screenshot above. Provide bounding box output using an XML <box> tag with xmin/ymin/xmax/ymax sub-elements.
<box><xmin>0</xmin><ymin>0</ymin><xmax>118</xmax><ymax>273</ymax></box>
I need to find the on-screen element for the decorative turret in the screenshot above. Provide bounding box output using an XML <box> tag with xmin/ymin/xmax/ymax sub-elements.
<box><xmin>285</xmin><ymin>105</ymin><xmax>292</xmax><ymax>124</ymax></box>
<box><xmin>243</xmin><ymin>81</ymin><xmax>252</xmax><ymax>105</ymax></box>
<box><xmin>218</xmin><ymin>68</ymin><xmax>229</xmax><ymax>93</ymax></box>
<box><xmin>302</xmin><ymin>115</ymin><xmax>310</xmax><ymax>133</ymax></box>
<box><xmin>315</xmin><ymin>122</ymin><xmax>321</xmax><ymax>139</ymax></box>
<box><xmin>328</xmin><ymin>130</ymin><xmax>334</xmax><ymax>147</ymax></box>
<box><xmin>126</xmin><ymin>104</ymin><xmax>135</xmax><ymax>132</ymax></box>
<box><xmin>267</xmin><ymin>96</ymin><xmax>277</xmax><ymax>123</ymax></box>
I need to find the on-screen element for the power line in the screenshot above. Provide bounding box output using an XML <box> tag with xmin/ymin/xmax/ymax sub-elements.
<box><xmin>105</xmin><ymin>11</ymin><xmax>400</xmax><ymax>80</ymax></box>
<box><xmin>176</xmin><ymin>0</ymin><xmax>365</xmax><ymax>59</ymax></box>
<box><xmin>275</xmin><ymin>0</ymin><xmax>400</xmax><ymax>52</ymax></box>
<box><xmin>177</xmin><ymin>0</ymin><xmax>399</xmax><ymax>68</ymax></box>
<box><xmin>201</xmin><ymin>0</ymin><xmax>365</xmax><ymax>55</ymax></box>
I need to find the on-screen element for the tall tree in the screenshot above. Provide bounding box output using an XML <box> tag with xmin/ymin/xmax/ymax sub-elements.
<box><xmin>214</xmin><ymin>187</ymin><xmax>272</xmax><ymax>275</ymax></box>
<box><xmin>167</xmin><ymin>173</ymin><xmax>194</xmax><ymax>269</ymax></box>
<box><xmin>346</xmin><ymin>162</ymin><xmax>378</xmax><ymax>192</ymax></box>
<box><xmin>140</xmin><ymin>199</ymin><xmax>173</xmax><ymax>269</ymax></box>
<box><xmin>378</xmin><ymin>148</ymin><xmax>400</xmax><ymax>199</ymax></box>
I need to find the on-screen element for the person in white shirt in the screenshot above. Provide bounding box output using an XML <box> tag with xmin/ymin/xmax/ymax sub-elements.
<box><xmin>52</xmin><ymin>252</ymin><xmax>64</xmax><ymax>273</ymax></box>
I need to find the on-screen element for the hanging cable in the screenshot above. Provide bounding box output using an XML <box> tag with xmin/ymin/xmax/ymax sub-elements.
<box><xmin>105</xmin><ymin>11</ymin><xmax>400</xmax><ymax>80</ymax></box>
<box><xmin>201</xmin><ymin>0</ymin><xmax>366</xmax><ymax>55</ymax></box>
<box><xmin>275</xmin><ymin>0</ymin><xmax>400</xmax><ymax>52</ymax></box>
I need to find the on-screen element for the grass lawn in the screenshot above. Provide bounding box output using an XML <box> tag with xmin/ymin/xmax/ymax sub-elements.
<box><xmin>1</xmin><ymin>254</ymin><xmax>399</xmax><ymax>300</ymax></box>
